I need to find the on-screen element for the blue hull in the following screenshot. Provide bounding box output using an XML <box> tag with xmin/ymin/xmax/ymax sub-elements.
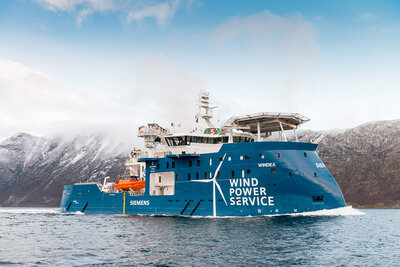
<box><xmin>60</xmin><ymin>142</ymin><xmax>346</xmax><ymax>216</ymax></box>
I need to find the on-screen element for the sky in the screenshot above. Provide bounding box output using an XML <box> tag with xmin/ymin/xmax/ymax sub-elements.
<box><xmin>1</xmin><ymin>0</ymin><xmax>400</xmax><ymax>141</ymax></box>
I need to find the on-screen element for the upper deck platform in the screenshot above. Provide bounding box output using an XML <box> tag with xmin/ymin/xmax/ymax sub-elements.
<box><xmin>223</xmin><ymin>112</ymin><xmax>310</xmax><ymax>142</ymax></box>
<box><xmin>224</xmin><ymin>112</ymin><xmax>310</xmax><ymax>133</ymax></box>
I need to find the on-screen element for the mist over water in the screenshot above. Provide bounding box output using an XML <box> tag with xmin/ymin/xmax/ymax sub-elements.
<box><xmin>0</xmin><ymin>208</ymin><xmax>398</xmax><ymax>266</ymax></box>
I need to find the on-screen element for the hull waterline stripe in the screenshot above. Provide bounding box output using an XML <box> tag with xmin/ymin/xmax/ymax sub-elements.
<box><xmin>179</xmin><ymin>201</ymin><xmax>190</xmax><ymax>215</ymax></box>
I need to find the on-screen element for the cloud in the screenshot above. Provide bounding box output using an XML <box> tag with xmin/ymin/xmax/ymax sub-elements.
<box><xmin>0</xmin><ymin>56</ymin><xmax>207</xmax><ymax>143</ymax></box>
<box><xmin>77</xmin><ymin>8</ymin><xmax>94</xmax><ymax>26</ymax></box>
<box><xmin>126</xmin><ymin>1</ymin><xmax>179</xmax><ymax>26</ymax></box>
<box><xmin>214</xmin><ymin>10</ymin><xmax>319</xmax><ymax>69</ymax></box>
<box><xmin>35</xmin><ymin>0</ymin><xmax>117</xmax><ymax>25</ymax></box>
<box><xmin>119</xmin><ymin>55</ymin><xmax>205</xmax><ymax>129</ymax></box>
<box><xmin>214</xmin><ymin>10</ymin><xmax>319</xmax><ymax>110</ymax></box>
<box><xmin>0</xmin><ymin>58</ymin><xmax>107</xmax><ymax>140</ymax></box>
<box><xmin>35</xmin><ymin>0</ymin><xmax>187</xmax><ymax>26</ymax></box>
<box><xmin>36</xmin><ymin>0</ymin><xmax>116</xmax><ymax>12</ymax></box>
<box><xmin>358</xmin><ymin>12</ymin><xmax>377</xmax><ymax>22</ymax></box>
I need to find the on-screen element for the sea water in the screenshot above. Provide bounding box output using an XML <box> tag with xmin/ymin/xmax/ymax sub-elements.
<box><xmin>0</xmin><ymin>207</ymin><xmax>399</xmax><ymax>266</ymax></box>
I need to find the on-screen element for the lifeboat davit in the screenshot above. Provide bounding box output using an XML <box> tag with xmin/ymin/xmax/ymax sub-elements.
<box><xmin>113</xmin><ymin>179</ymin><xmax>145</xmax><ymax>191</ymax></box>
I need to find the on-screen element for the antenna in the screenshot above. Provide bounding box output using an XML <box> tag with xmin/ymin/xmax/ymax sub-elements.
<box><xmin>197</xmin><ymin>90</ymin><xmax>217</xmax><ymax>128</ymax></box>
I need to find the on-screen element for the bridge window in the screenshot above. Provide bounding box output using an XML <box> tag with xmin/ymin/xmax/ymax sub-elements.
<box><xmin>233</xmin><ymin>136</ymin><xmax>254</xmax><ymax>143</ymax></box>
<box><xmin>157</xmin><ymin>163</ymin><xmax>160</xmax><ymax>169</ymax></box>
<box><xmin>304</xmin><ymin>152</ymin><xmax>307</xmax><ymax>157</ymax></box>
<box><xmin>232</xmin><ymin>170</ymin><xmax>235</xmax><ymax>178</ymax></box>
<box><xmin>245</xmin><ymin>155</ymin><xmax>250</xmax><ymax>159</ymax></box>
<box><xmin>166</xmin><ymin>135</ymin><xmax>230</xmax><ymax>146</ymax></box>
<box><xmin>188</xmin><ymin>173</ymin><xmax>191</xmax><ymax>181</ymax></box>
<box><xmin>172</xmin><ymin>161</ymin><xmax>175</xmax><ymax>168</ymax></box>
<box><xmin>189</xmin><ymin>160</ymin><xmax>192</xmax><ymax>167</ymax></box>
<box><xmin>205</xmin><ymin>172</ymin><xmax>207</xmax><ymax>179</ymax></box>
<box><xmin>271</xmin><ymin>168</ymin><xmax>276</xmax><ymax>174</ymax></box>
<box><xmin>197</xmin><ymin>159</ymin><xmax>200</xmax><ymax>166</ymax></box>
<box><xmin>196</xmin><ymin>172</ymin><xmax>199</xmax><ymax>180</ymax></box>
<box><xmin>247</xmin><ymin>169</ymin><xmax>251</xmax><ymax>174</ymax></box>
<box><xmin>166</xmin><ymin>162</ymin><xmax>169</xmax><ymax>169</ymax></box>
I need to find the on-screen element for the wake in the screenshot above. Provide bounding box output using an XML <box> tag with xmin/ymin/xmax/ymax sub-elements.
<box><xmin>0</xmin><ymin>208</ymin><xmax>60</xmax><ymax>214</ymax></box>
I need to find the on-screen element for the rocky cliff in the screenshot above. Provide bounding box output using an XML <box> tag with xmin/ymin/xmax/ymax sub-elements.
<box><xmin>0</xmin><ymin>119</ymin><xmax>399</xmax><ymax>208</ymax></box>
<box><xmin>0</xmin><ymin>133</ymin><xmax>131</xmax><ymax>207</ymax></box>
<box><xmin>297</xmin><ymin>120</ymin><xmax>400</xmax><ymax>208</ymax></box>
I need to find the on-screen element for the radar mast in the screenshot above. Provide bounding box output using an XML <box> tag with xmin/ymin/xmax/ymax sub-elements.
<box><xmin>197</xmin><ymin>90</ymin><xmax>216</xmax><ymax>129</ymax></box>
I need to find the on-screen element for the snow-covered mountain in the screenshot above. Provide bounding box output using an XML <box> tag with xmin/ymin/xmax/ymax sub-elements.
<box><xmin>297</xmin><ymin>119</ymin><xmax>400</xmax><ymax>208</ymax></box>
<box><xmin>0</xmin><ymin>119</ymin><xmax>399</xmax><ymax>208</ymax></box>
<box><xmin>0</xmin><ymin>133</ymin><xmax>133</xmax><ymax>206</ymax></box>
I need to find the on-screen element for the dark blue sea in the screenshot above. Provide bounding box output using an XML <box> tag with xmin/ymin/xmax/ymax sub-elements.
<box><xmin>0</xmin><ymin>207</ymin><xmax>399</xmax><ymax>266</ymax></box>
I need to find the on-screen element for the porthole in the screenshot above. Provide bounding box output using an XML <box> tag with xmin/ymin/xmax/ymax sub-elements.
<box><xmin>313</xmin><ymin>196</ymin><xmax>323</xmax><ymax>202</ymax></box>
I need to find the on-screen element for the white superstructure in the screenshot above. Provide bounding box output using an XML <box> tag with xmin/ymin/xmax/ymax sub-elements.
<box><xmin>129</xmin><ymin>91</ymin><xmax>310</xmax><ymax>165</ymax></box>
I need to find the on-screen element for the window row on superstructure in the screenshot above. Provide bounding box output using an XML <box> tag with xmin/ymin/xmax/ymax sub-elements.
<box><xmin>164</xmin><ymin>135</ymin><xmax>254</xmax><ymax>146</ymax></box>
<box><xmin>157</xmin><ymin>152</ymin><xmax>285</xmax><ymax>169</ymax></box>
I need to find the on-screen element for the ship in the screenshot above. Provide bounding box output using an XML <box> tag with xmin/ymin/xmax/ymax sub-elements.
<box><xmin>60</xmin><ymin>91</ymin><xmax>346</xmax><ymax>217</ymax></box>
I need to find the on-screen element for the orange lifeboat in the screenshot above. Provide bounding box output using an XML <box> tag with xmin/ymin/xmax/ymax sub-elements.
<box><xmin>113</xmin><ymin>179</ymin><xmax>145</xmax><ymax>191</ymax></box>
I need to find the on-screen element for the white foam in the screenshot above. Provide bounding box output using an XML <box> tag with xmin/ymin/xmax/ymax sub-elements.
<box><xmin>73</xmin><ymin>211</ymin><xmax>85</xmax><ymax>215</ymax></box>
<box><xmin>187</xmin><ymin>206</ymin><xmax>364</xmax><ymax>218</ymax></box>
<box><xmin>285</xmin><ymin>206</ymin><xmax>365</xmax><ymax>217</ymax></box>
<box><xmin>0</xmin><ymin>208</ymin><xmax>60</xmax><ymax>214</ymax></box>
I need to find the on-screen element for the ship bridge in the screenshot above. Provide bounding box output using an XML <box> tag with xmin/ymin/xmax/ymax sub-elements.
<box><xmin>223</xmin><ymin>112</ymin><xmax>310</xmax><ymax>142</ymax></box>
